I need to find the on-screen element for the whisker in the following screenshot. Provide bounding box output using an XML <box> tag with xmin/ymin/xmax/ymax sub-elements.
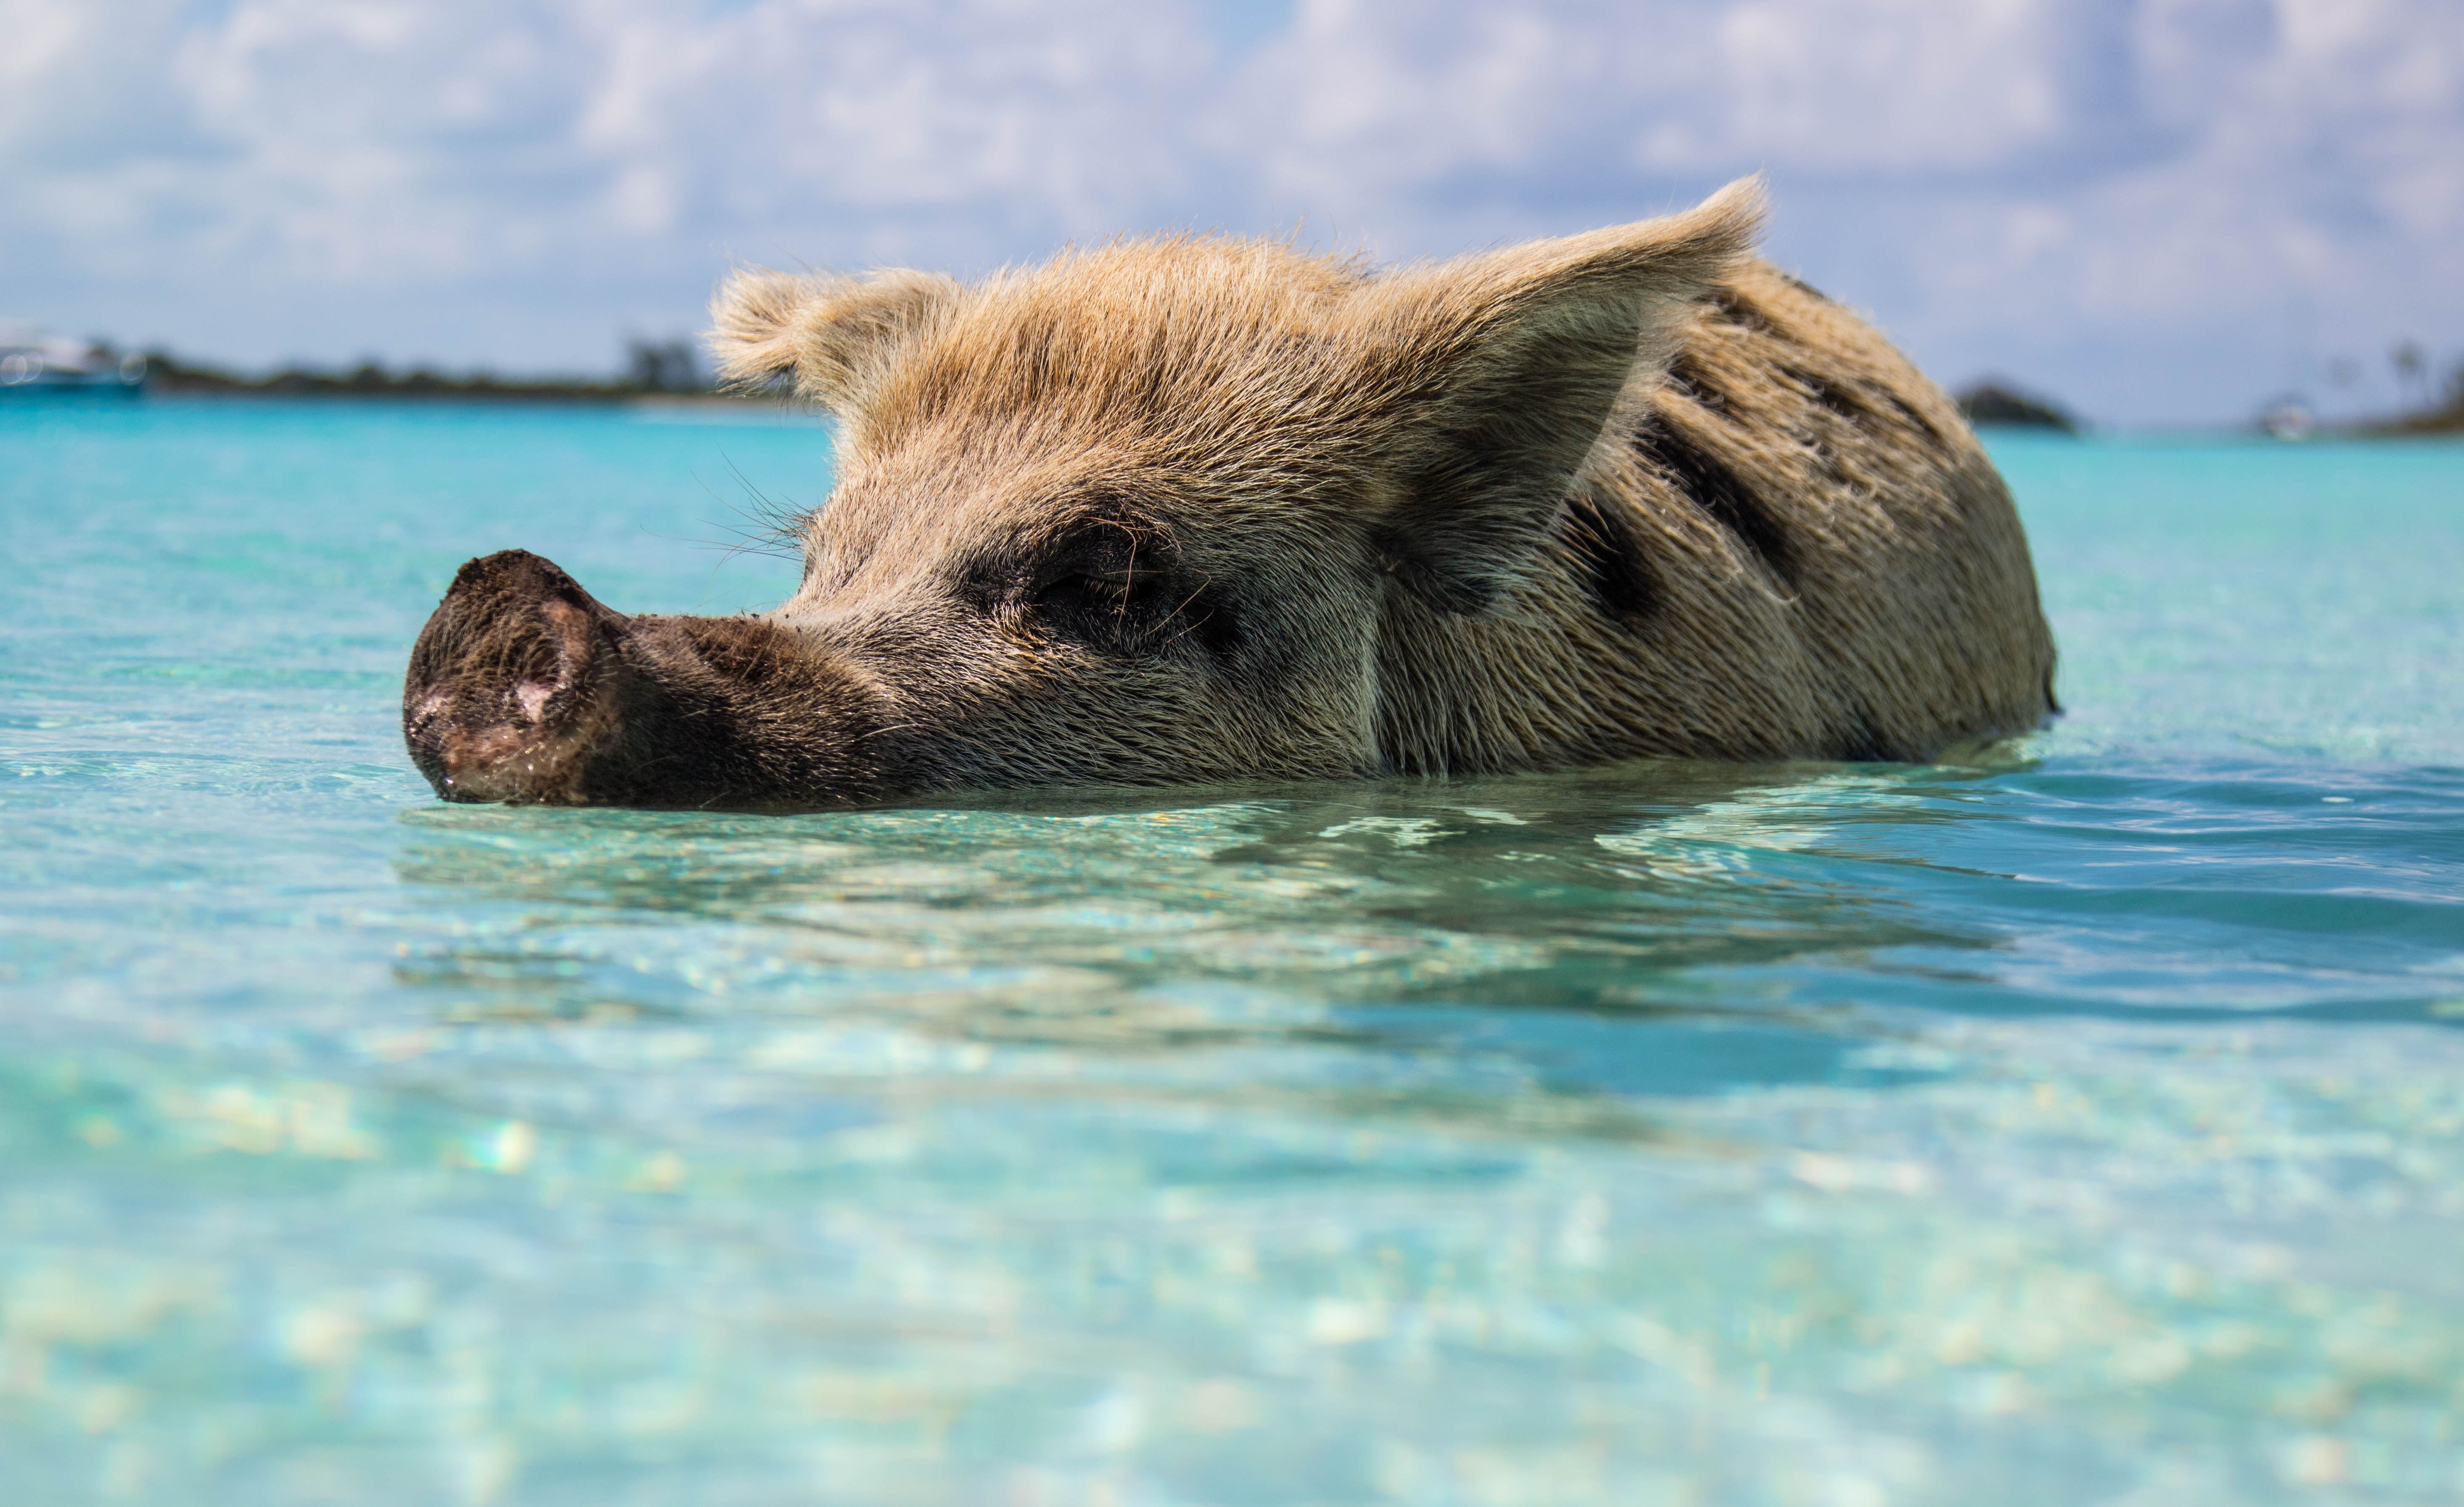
<box><xmin>1158</xmin><ymin>572</ymin><xmax>1217</xmax><ymax>648</ymax></box>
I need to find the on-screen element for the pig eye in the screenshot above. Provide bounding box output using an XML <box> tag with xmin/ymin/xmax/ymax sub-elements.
<box><xmin>1032</xmin><ymin>569</ymin><xmax>1166</xmax><ymax>619</ymax></box>
<box><xmin>1007</xmin><ymin>504</ymin><xmax>1201</xmax><ymax>653</ymax></box>
<box><xmin>1018</xmin><ymin>558</ymin><xmax>1242</xmax><ymax>663</ymax></box>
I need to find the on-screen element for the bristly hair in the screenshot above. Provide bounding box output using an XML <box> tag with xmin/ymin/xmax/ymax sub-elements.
<box><xmin>688</xmin><ymin>456</ymin><xmax>814</xmax><ymax>567</ymax></box>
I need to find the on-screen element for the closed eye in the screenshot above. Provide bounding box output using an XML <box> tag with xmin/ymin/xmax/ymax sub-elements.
<box><xmin>1033</xmin><ymin>570</ymin><xmax>1166</xmax><ymax>616</ymax></box>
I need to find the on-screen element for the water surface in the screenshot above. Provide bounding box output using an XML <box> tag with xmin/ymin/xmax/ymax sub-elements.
<box><xmin>4</xmin><ymin>400</ymin><xmax>2461</xmax><ymax>1504</ymax></box>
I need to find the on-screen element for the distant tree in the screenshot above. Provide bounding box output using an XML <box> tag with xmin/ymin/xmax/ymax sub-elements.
<box><xmin>626</xmin><ymin>337</ymin><xmax>704</xmax><ymax>393</ymax></box>
<box><xmin>2392</xmin><ymin>340</ymin><xmax>2427</xmax><ymax>405</ymax></box>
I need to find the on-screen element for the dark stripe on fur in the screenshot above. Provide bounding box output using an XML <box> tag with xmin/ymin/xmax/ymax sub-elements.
<box><xmin>1885</xmin><ymin>391</ymin><xmax>1943</xmax><ymax>443</ymax></box>
<box><xmin>1801</xmin><ymin>373</ymin><xmax>1862</xmax><ymax>421</ymax></box>
<box><xmin>1563</xmin><ymin>490</ymin><xmax>1657</xmax><ymax>631</ymax></box>
<box><xmin>1834</xmin><ymin>706</ymin><xmax>1894</xmax><ymax>763</ymax></box>
<box><xmin>1702</xmin><ymin>288</ymin><xmax>1771</xmax><ymax>334</ymax></box>
<box><xmin>1664</xmin><ymin>353</ymin><xmax>1730</xmax><ymax>417</ymax></box>
<box><xmin>1635</xmin><ymin>418</ymin><xmax>1796</xmax><ymax>584</ymax></box>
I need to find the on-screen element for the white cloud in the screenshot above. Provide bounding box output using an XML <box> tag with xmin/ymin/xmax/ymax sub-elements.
<box><xmin>3</xmin><ymin>0</ymin><xmax>2458</xmax><ymax>422</ymax></box>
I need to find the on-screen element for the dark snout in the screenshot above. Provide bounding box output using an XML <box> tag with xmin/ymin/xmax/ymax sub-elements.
<box><xmin>402</xmin><ymin>551</ymin><xmax>636</xmax><ymax>804</ymax></box>
<box><xmin>402</xmin><ymin>550</ymin><xmax>881</xmax><ymax>808</ymax></box>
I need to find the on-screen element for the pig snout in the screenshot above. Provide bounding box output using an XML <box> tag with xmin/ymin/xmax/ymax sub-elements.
<box><xmin>403</xmin><ymin>550</ymin><xmax>887</xmax><ymax>809</ymax></box>
<box><xmin>402</xmin><ymin>551</ymin><xmax>634</xmax><ymax>804</ymax></box>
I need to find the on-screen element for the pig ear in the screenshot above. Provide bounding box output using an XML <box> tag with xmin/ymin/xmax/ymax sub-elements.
<box><xmin>1351</xmin><ymin>176</ymin><xmax>1765</xmax><ymax>612</ymax></box>
<box><xmin>707</xmin><ymin>267</ymin><xmax>960</xmax><ymax>411</ymax></box>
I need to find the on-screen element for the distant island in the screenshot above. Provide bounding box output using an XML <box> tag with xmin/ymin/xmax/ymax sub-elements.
<box><xmin>2364</xmin><ymin>386</ymin><xmax>2464</xmax><ymax>436</ymax></box>
<box><xmin>2257</xmin><ymin>340</ymin><xmax>2464</xmax><ymax>438</ymax></box>
<box><xmin>1954</xmin><ymin>380</ymin><xmax>2080</xmax><ymax>434</ymax></box>
<box><xmin>1948</xmin><ymin>370</ymin><xmax>2464</xmax><ymax>439</ymax></box>
<box><xmin>141</xmin><ymin>338</ymin><xmax>747</xmax><ymax>403</ymax></box>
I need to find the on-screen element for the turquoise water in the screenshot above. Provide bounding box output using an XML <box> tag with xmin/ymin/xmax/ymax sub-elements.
<box><xmin>3</xmin><ymin>398</ymin><xmax>2461</xmax><ymax>1504</ymax></box>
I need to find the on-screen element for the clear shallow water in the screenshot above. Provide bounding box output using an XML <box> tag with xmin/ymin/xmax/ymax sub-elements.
<box><xmin>3</xmin><ymin>398</ymin><xmax>2461</xmax><ymax>1504</ymax></box>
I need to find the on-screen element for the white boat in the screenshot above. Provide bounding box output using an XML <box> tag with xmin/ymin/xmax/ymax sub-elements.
<box><xmin>2258</xmin><ymin>397</ymin><xmax>2314</xmax><ymax>441</ymax></box>
<box><xmin>0</xmin><ymin>323</ymin><xmax>148</xmax><ymax>394</ymax></box>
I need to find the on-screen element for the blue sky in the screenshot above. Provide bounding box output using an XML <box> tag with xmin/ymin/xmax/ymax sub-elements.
<box><xmin>5</xmin><ymin>0</ymin><xmax>2460</xmax><ymax>426</ymax></box>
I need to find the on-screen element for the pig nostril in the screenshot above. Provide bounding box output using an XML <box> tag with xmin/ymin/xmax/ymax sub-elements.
<box><xmin>512</xmin><ymin>678</ymin><xmax>557</xmax><ymax>722</ymax></box>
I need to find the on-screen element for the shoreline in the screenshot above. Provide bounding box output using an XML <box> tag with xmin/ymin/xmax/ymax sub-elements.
<box><xmin>9</xmin><ymin>368</ymin><xmax>2457</xmax><ymax>439</ymax></box>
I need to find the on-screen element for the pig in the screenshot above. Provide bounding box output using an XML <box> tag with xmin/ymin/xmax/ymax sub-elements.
<box><xmin>403</xmin><ymin>178</ymin><xmax>2056</xmax><ymax>809</ymax></box>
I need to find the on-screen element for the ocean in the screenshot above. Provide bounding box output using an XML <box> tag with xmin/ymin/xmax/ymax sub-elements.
<box><xmin>4</xmin><ymin>397</ymin><xmax>2460</xmax><ymax>1504</ymax></box>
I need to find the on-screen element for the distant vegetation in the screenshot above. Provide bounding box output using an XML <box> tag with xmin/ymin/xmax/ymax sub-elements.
<box><xmin>2373</xmin><ymin>399</ymin><xmax>2464</xmax><ymax>435</ymax></box>
<box><xmin>45</xmin><ymin>328</ymin><xmax>2464</xmax><ymax>438</ymax></box>
<box><xmin>2309</xmin><ymin>341</ymin><xmax>2464</xmax><ymax>437</ymax></box>
<box><xmin>1954</xmin><ymin>380</ymin><xmax>2079</xmax><ymax>434</ymax></box>
<box><xmin>139</xmin><ymin>338</ymin><xmax>734</xmax><ymax>402</ymax></box>
<box><xmin>2361</xmin><ymin>360</ymin><xmax>2464</xmax><ymax>436</ymax></box>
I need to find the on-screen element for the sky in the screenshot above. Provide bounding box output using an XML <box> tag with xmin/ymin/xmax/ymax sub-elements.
<box><xmin>5</xmin><ymin>0</ymin><xmax>2461</xmax><ymax>427</ymax></box>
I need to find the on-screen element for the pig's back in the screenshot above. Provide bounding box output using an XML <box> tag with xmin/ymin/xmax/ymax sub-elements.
<box><xmin>1603</xmin><ymin>261</ymin><xmax>2056</xmax><ymax>761</ymax></box>
<box><xmin>1374</xmin><ymin>261</ymin><xmax>2057</xmax><ymax>771</ymax></box>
